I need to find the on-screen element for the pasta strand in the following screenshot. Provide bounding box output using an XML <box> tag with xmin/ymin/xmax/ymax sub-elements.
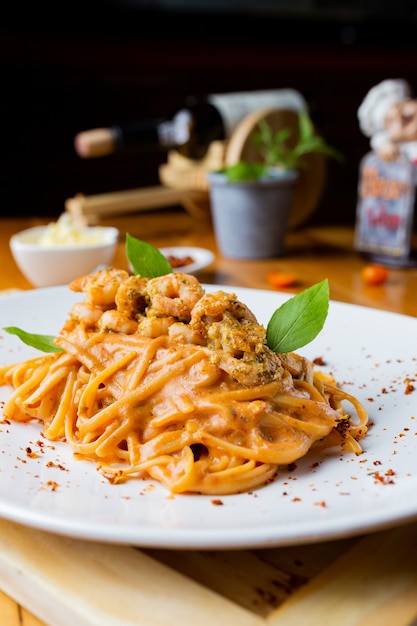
<box><xmin>0</xmin><ymin>268</ymin><xmax>368</xmax><ymax>495</ymax></box>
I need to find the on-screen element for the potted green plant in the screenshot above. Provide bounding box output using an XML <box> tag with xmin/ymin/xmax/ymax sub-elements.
<box><xmin>208</xmin><ymin>111</ymin><xmax>341</xmax><ymax>259</ymax></box>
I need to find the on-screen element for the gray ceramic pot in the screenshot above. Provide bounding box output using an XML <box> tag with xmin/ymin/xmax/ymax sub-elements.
<box><xmin>208</xmin><ymin>168</ymin><xmax>298</xmax><ymax>259</ymax></box>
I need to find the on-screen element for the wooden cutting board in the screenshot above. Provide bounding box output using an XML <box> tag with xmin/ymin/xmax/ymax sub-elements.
<box><xmin>1</xmin><ymin>517</ymin><xmax>417</xmax><ymax>626</ymax></box>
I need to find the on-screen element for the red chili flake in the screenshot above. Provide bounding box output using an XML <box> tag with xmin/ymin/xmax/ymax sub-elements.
<box><xmin>404</xmin><ymin>379</ymin><xmax>415</xmax><ymax>395</ymax></box>
<box><xmin>371</xmin><ymin>470</ymin><xmax>396</xmax><ymax>485</ymax></box>
<box><xmin>46</xmin><ymin>461</ymin><xmax>67</xmax><ymax>471</ymax></box>
<box><xmin>166</xmin><ymin>254</ymin><xmax>195</xmax><ymax>268</ymax></box>
<box><xmin>44</xmin><ymin>481</ymin><xmax>59</xmax><ymax>491</ymax></box>
<box><xmin>292</xmin><ymin>497</ymin><xmax>301</xmax><ymax>502</ymax></box>
<box><xmin>313</xmin><ymin>356</ymin><xmax>326</xmax><ymax>366</ymax></box>
<box><xmin>25</xmin><ymin>447</ymin><xmax>40</xmax><ymax>459</ymax></box>
<box><xmin>211</xmin><ymin>499</ymin><xmax>223</xmax><ymax>506</ymax></box>
<box><xmin>314</xmin><ymin>501</ymin><xmax>327</xmax><ymax>507</ymax></box>
<box><xmin>103</xmin><ymin>470</ymin><xmax>123</xmax><ymax>484</ymax></box>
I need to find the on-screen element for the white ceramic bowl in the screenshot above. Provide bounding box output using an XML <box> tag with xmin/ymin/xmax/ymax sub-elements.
<box><xmin>10</xmin><ymin>225</ymin><xmax>119</xmax><ymax>287</ymax></box>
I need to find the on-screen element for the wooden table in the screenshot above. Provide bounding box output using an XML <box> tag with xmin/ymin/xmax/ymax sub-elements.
<box><xmin>1</xmin><ymin>211</ymin><xmax>417</xmax><ymax>626</ymax></box>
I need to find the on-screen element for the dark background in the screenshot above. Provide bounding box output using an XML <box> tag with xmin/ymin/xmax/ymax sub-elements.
<box><xmin>2</xmin><ymin>0</ymin><xmax>417</xmax><ymax>226</ymax></box>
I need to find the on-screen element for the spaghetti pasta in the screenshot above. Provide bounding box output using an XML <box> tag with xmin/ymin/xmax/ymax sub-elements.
<box><xmin>0</xmin><ymin>268</ymin><xmax>368</xmax><ymax>495</ymax></box>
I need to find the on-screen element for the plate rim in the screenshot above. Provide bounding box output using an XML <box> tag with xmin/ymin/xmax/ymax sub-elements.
<box><xmin>1</xmin><ymin>284</ymin><xmax>417</xmax><ymax>549</ymax></box>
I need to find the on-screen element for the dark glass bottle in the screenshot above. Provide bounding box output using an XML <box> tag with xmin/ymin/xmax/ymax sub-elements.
<box><xmin>74</xmin><ymin>89</ymin><xmax>307</xmax><ymax>161</ymax></box>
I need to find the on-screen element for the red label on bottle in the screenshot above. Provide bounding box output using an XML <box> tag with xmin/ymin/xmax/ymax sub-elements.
<box><xmin>354</xmin><ymin>152</ymin><xmax>415</xmax><ymax>260</ymax></box>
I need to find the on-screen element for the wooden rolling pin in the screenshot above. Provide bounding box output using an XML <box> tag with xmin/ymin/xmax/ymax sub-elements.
<box><xmin>65</xmin><ymin>186</ymin><xmax>210</xmax><ymax>225</ymax></box>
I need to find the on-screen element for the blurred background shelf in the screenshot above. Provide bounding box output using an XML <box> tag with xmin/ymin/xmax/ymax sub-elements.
<box><xmin>2</xmin><ymin>0</ymin><xmax>417</xmax><ymax>226</ymax></box>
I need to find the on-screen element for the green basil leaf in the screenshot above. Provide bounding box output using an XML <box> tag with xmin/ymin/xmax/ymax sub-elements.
<box><xmin>3</xmin><ymin>327</ymin><xmax>63</xmax><ymax>353</ymax></box>
<box><xmin>221</xmin><ymin>162</ymin><xmax>268</xmax><ymax>182</ymax></box>
<box><xmin>266</xmin><ymin>279</ymin><xmax>329</xmax><ymax>353</ymax></box>
<box><xmin>126</xmin><ymin>233</ymin><xmax>172</xmax><ymax>278</ymax></box>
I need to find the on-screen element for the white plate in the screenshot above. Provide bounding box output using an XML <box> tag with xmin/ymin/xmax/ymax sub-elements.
<box><xmin>159</xmin><ymin>246</ymin><xmax>214</xmax><ymax>274</ymax></box>
<box><xmin>1</xmin><ymin>286</ymin><xmax>417</xmax><ymax>550</ymax></box>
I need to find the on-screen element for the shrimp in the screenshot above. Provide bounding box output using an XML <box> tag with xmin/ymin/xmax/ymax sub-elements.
<box><xmin>217</xmin><ymin>349</ymin><xmax>284</xmax><ymax>387</ymax></box>
<box><xmin>147</xmin><ymin>272</ymin><xmax>204</xmax><ymax>321</ymax></box>
<box><xmin>190</xmin><ymin>291</ymin><xmax>260</xmax><ymax>351</ymax></box>
<box><xmin>191</xmin><ymin>291</ymin><xmax>257</xmax><ymax>328</ymax></box>
<box><xmin>67</xmin><ymin>302</ymin><xmax>104</xmax><ymax>328</ymax></box>
<box><xmin>190</xmin><ymin>291</ymin><xmax>283</xmax><ymax>386</ymax></box>
<box><xmin>168</xmin><ymin>322</ymin><xmax>205</xmax><ymax>345</ymax></box>
<box><xmin>115</xmin><ymin>275</ymin><xmax>149</xmax><ymax>319</ymax></box>
<box><xmin>97</xmin><ymin>310</ymin><xmax>138</xmax><ymax>334</ymax></box>
<box><xmin>279</xmin><ymin>352</ymin><xmax>314</xmax><ymax>384</ymax></box>
<box><xmin>137</xmin><ymin>316</ymin><xmax>176</xmax><ymax>338</ymax></box>
<box><xmin>70</xmin><ymin>268</ymin><xmax>129</xmax><ymax>307</ymax></box>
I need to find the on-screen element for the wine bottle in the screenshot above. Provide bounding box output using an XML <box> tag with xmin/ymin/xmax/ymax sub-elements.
<box><xmin>74</xmin><ymin>89</ymin><xmax>307</xmax><ymax>161</ymax></box>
